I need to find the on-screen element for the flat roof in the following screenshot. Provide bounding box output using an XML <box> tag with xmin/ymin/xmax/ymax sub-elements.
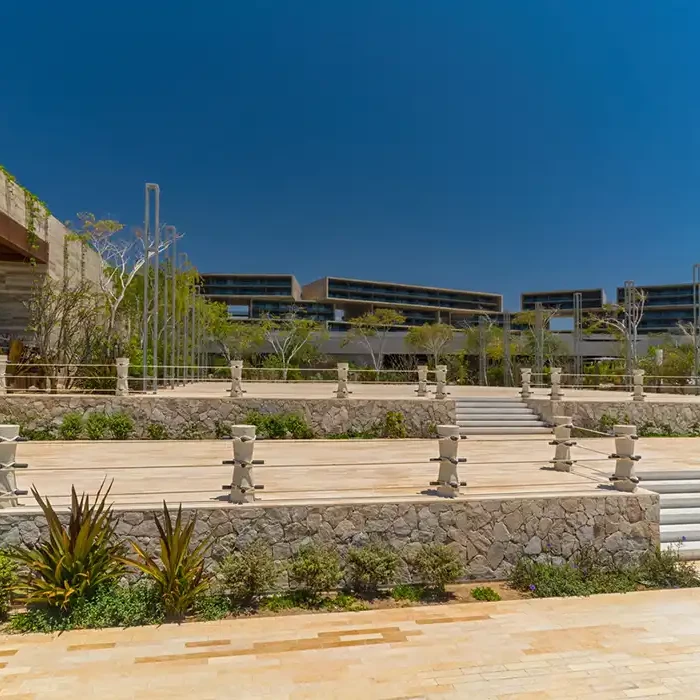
<box><xmin>200</xmin><ymin>273</ymin><xmax>297</xmax><ymax>280</ymax></box>
<box><xmin>319</xmin><ymin>276</ymin><xmax>502</xmax><ymax>299</ymax></box>
<box><xmin>616</xmin><ymin>282</ymin><xmax>693</xmax><ymax>291</ymax></box>
<box><xmin>521</xmin><ymin>288</ymin><xmax>605</xmax><ymax>297</ymax></box>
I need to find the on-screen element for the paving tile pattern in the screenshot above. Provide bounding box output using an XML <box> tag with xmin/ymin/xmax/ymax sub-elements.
<box><xmin>2</xmin><ymin>589</ymin><xmax>700</xmax><ymax>698</ymax></box>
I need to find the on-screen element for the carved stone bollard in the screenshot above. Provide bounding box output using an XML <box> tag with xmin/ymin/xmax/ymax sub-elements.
<box><xmin>415</xmin><ymin>365</ymin><xmax>428</xmax><ymax>398</ymax></box>
<box><xmin>632</xmin><ymin>369</ymin><xmax>645</xmax><ymax>402</ymax></box>
<box><xmin>549</xmin><ymin>367</ymin><xmax>563</xmax><ymax>401</ymax></box>
<box><xmin>223</xmin><ymin>425</ymin><xmax>264</xmax><ymax>503</ymax></box>
<box><xmin>609</xmin><ymin>424</ymin><xmax>640</xmax><ymax>493</ymax></box>
<box><xmin>520</xmin><ymin>367</ymin><xmax>532</xmax><ymax>399</ymax></box>
<box><xmin>0</xmin><ymin>425</ymin><xmax>28</xmax><ymax>508</ymax></box>
<box><xmin>549</xmin><ymin>415</ymin><xmax>575</xmax><ymax>472</ymax></box>
<box><xmin>435</xmin><ymin>365</ymin><xmax>448</xmax><ymax>400</ymax></box>
<box><xmin>0</xmin><ymin>355</ymin><xmax>7</xmax><ymax>396</ymax></box>
<box><xmin>115</xmin><ymin>357</ymin><xmax>129</xmax><ymax>396</ymax></box>
<box><xmin>336</xmin><ymin>362</ymin><xmax>350</xmax><ymax>398</ymax></box>
<box><xmin>429</xmin><ymin>424</ymin><xmax>466</xmax><ymax>498</ymax></box>
<box><xmin>230</xmin><ymin>360</ymin><xmax>244</xmax><ymax>398</ymax></box>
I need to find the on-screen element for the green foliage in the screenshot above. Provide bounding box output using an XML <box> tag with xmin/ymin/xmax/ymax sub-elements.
<box><xmin>107</xmin><ymin>412</ymin><xmax>134</xmax><ymax>440</ymax></box>
<box><xmin>346</xmin><ymin>543</ymin><xmax>400</xmax><ymax>595</ymax></box>
<box><xmin>382</xmin><ymin>411</ymin><xmax>407</xmax><ymax>438</ymax></box>
<box><xmin>85</xmin><ymin>412</ymin><xmax>110</xmax><ymax>440</ymax></box>
<box><xmin>122</xmin><ymin>503</ymin><xmax>211</xmax><ymax>619</ymax></box>
<box><xmin>194</xmin><ymin>594</ymin><xmax>231</xmax><ymax>621</ymax></box>
<box><xmin>244</xmin><ymin>410</ymin><xmax>313</xmax><ymax>439</ymax></box>
<box><xmin>58</xmin><ymin>412</ymin><xmax>84</xmax><ymax>440</ymax></box>
<box><xmin>260</xmin><ymin>590</ymin><xmax>365</xmax><ymax>612</ymax></box>
<box><xmin>391</xmin><ymin>583</ymin><xmax>424</xmax><ymax>602</ymax></box>
<box><xmin>288</xmin><ymin>544</ymin><xmax>341</xmax><ymax>599</ymax></box>
<box><xmin>327</xmin><ymin>427</ymin><xmax>381</xmax><ymax>439</ymax></box>
<box><xmin>8</xmin><ymin>583</ymin><xmax>165</xmax><ymax>632</ymax></box>
<box><xmin>636</xmin><ymin>544</ymin><xmax>700</xmax><ymax>589</ymax></box>
<box><xmin>412</xmin><ymin>544</ymin><xmax>464</xmax><ymax>592</ymax></box>
<box><xmin>19</xmin><ymin>425</ymin><xmax>56</xmax><ymax>441</ymax></box>
<box><xmin>176</xmin><ymin>422</ymin><xmax>204</xmax><ymax>440</ymax></box>
<box><xmin>217</xmin><ymin>541</ymin><xmax>278</xmax><ymax>604</ymax></box>
<box><xmin>344</xmin><ymin>308</ymin><xmax>406</xmax><ymax>371</ymax></box>
<box><xmin>214</xmin><ymin>420</ymin><xmax>232</xmax><ymax>439</ymax></box>
<box><xmin>11</xmin><ymin>484</ymin><xmax>125</xmax><ymax>611</ymax></box>
<box><xmin>405</xmin><ymin>323</ymin><xmax>454</xmax><ymax>366</ymax></box>
<box><xmin>471</xmin><ymin>586</ymin><xmax>501</xmax><ymax>602</ymax></box>
<box><xmin>260</xmin><ymin>591</ymin><xmax>306</xmax><ymax>612</ymax></box>
<box><xmin>146</xmin><ymin>422</ymin><xmax>169</xmax><ymax>440</ymax></box>
<box><xmin>0</xmin><ymin>552</ymin><xmax>17</xmax><ymax>619</ymax></box>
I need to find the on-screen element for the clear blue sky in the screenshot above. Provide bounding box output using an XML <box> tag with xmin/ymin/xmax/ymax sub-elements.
<box><xmin>2</xmin><ymin>1</ymin><xmax>700</xmax><ymax>309</ymax></box>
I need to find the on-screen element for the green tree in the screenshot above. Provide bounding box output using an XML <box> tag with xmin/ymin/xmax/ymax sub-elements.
<box><xmin>344</xmin><ymin>308</ymin><xmax>405</xmax><ymax>371</ymax></box>
<box><xmin>513</xmin><ymin>310</ymin><xmax>567</xmax><ymax>369</ymax></box>
<box><xmin>405</xmin><ymin>323</ymin><xmax>455</xmax><ymax>367</ymax></box>
<box><xmin>206</xmin><ymin>303</ymin><xmax>264</xmax><ymax>362</ymax></box>
<box><xmin>261</xmin><ymin>310</ymin><xmax>326</xmax><ymax>380</ymax></box>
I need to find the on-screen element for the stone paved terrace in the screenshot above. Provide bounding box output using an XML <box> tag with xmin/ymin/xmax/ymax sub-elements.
<box><xmin>2</xmin><ymin>435</ymin><xmax>648</xmax><ymax>508</ymax></box>
<box><xmin>163</xmin><ymin>380</ymin><xmax>700</xmax><ymax>402</ymax></box>
<box><xmin>3</xmin><ymin>588</ymin><xmax>700</xmax><ymax>698</ymax></box>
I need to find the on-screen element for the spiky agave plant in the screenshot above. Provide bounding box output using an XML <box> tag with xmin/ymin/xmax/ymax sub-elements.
<box><xmin>122</xmin><ymin>502</ymin><xmax>211</xmax><ymax>619</ymax></box>
<box><xmin>12</xmin><ymin>482</ymin><xmax>125</xmax><ymax>611</ymax></box>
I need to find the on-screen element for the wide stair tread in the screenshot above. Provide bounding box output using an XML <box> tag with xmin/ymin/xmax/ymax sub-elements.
<box><xmin>660</xmin><ymin>508</ymin><xmax>700</xmax><ymax>525</ymax></box>
<box><xmin>460</xmin><ymin>426</ymin><xmax>551</xmax><ymax>435</ymax></box>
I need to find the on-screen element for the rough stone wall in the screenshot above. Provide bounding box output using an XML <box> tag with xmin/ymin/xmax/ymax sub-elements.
<box><xmin>0</xmin><ymin>493</ymin><xmax>660</xmax><ymax>582</ymax></box>
<box><xmin>529</xmin><ymin>398</ymin><xmax>700</xmax><ymax>433</ymax></box>
<box><xmin>0</xmin><ymin>396</ymin><xmax>455</xmax><ymax>438</ymax></box>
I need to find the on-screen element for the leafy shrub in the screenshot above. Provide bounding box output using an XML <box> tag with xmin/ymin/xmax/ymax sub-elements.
<box><xmin>412</xmin><ymin>544</ymin><xmax>464</xmax><ymax>592</ymax></box>
<box><xmin>382</xmin><ymin>411</ymin><xmax>407</xmax><ymax>438</ymax></box>
<box><xmin>177</xmin><ymin>422</ymin><xmax>204</xmax><ymax>440</ymax></box>
<box><xmin>214</xmin><ymin>420</ymin><xmax>232</xmax><ymax>439</ymax></box>
<box><xmin>636</xmin><ymin>544</ymin><xmax>700</xmax><ymax>588</ymax></box>
<box><xmin>0</xmin><ymin>551</ymin><xmax>17</xmax><ymax>619</ymax></box>
<box><xmin>391</xmin><ymin>583</ymin><xmax>423</xmax><ymax>602</ymax></box>
<box><xmin>123</xmin><ymin>502</ymin><xmax>211</xmax><ymax>619</ymax></box>
<box><xmin>146</xmin><ymin>423</ymin><xmax>169</xmax><ymax>440</ymax></box>
<box><xmin>58</xmin><ymin>412</ymin><xmax>84</xmax><ymax>440</ymax></box>
<box><xmin>9</xmin><ymin>583</ymin><xmax>164</xmax><ymax>632</ymax></box>
<box><xmin>107</xmin><ymin>412</ymin><xmax>134</xmax><ymax>440</ymax></box>
<box><xmin>284</xmin><ymin>414</ymin><xmax>314</xmax><ymax>439</ymax></box>
<box><xmin>327</xmin><ymin>427</ymin><xmax>380</xmax><ymax>439</ymax></box>
<box><xmin>244</xmin><ymin>410</ymin><xmax>313</xmax><ymax>440</ymax></box>
<box><xmin>288</xmin><ymin>544</ymin><xmax>341</xmax><ymax>599</ymax></box>
<box><xmin>346</xmin><ymin>543</ymin><xmax>399</xmax><ymax>595</ymax></box>
<box><xmin>194</xmin><ymin>594</ymin><xmax>231</xmax><ymax>621</ymax></box>
<box><xmin>85</xmin><ymin>413</ymin><xmax>110</xmax><ymax>440</ymax></box>
<box><xmin>217</xmin><ymin>541</ymin><xmax>278</xmax><ymax>604</ymax></box>
<box><xmin>11</xmin><ymin>483</ymin><xmax>125</xmax><ymax>611</ymax></box>
<box><xmin>20</xmin><ymin>425</ymin><xmax>56</xmax><ymax>441</ymax></box>
<box><xmin>261</xmin><ymin>414</ymin><xmax>287</xmax><ymax>439</ymax></box>
<box><xmin>471</xmin><ymin>586</ymin><xmax>501</xmax><ymax>602</ymax></box>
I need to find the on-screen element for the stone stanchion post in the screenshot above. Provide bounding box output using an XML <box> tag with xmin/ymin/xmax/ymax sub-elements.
<box><xmin>115</xmin><ymin>357</ymin><xmax>130</xmax><ymax>396</ymax></box>
<box><xmin>632</xmin><ymin>369</ymin><xmax>645</xmax><ymax>402</ymax></box>
<box><xmin>0</xmin><ymin>425</ymin><xmax>28</xmax><ymax>508</ymax></box>
<box><xmin>429</xmin><ymin>424</ymin><xmax>466</xmax><ymax>498</ymax></box>
<box><xmin>550</xmin><ymin>415</ymin><xmax>575</xmax><ymax>472</ymax></box>
<box><xmin>229</xmin><ymin>360</ymin><xmax>244</xmax><ymax>398</ymax></box>
<box><xmin>609</xmin><ymin>424</ymin><xmax>640</xmax><ymax>493</ymax></box>
<box><xmin>223</xmin><ymin>425</ymin><xmax>264</xmax><ymax>503</ymax></box>
<box><xmin>0</xmin><ymin>355</ymin><xmax>7</xmax><ymax>396</ymax></box>
<box><xmin>415</xmin><ymin>365</ymin><xmax>428</xmax><ymax>398</ymax></box>
<box><xmin>435</xmin><ymin>365</ymin><xmax>448</xmax><ymax>400</ymax></box>
<box><xmin>336</xmin><ymin>362</ymin><xmax>350</xmax><ymax>398</ymax></box>
<box><xmin>520</xmin><ymin>367</ymin><xmax>532</xmax><ymax>399</ymax></box>
<box><xmin>549</xmin><ymin>367</ymin><xmax>563</xmax><ymax>401</ymax></box>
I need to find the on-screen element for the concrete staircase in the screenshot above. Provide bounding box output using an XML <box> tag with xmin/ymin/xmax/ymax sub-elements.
<box><xmin>455</xmin><ymin>397</ymin><xmax>550</xmax><ymax>436</ymax></box>
<box><xmin>637</xmin><ymin>470</ymin><xmax>700</xmax><ymax>560</ymax></box>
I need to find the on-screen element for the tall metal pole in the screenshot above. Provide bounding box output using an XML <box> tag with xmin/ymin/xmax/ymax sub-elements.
<box><xmin>693</xmin><ymin>264</ymin><xmax>700</xmax><ymax>392</ymax></box>
<box><xmin>169</xmin><ymin>227</ymin><xmax>177</xmax><ymax>389</ymax></box>
<box><xmin>573</xmin><ymin>292</ymin><xmax>583</xmax><ymax>380</ymax></box>
<box><xmin>141</xmin><ymin>186</ymin><xmax>151</xmax><ymax>394</ymax></box>
<box><xmin>623</xmin><ymin>280</ymin><xmax>635</xmax><ymax>387</ymax></box>
<box><xmin>478</xmin><ymin>315</ymin><xmax>487</xmax><ymax>386</ymax></box>
<box><xmin>180</xmin><ymin>253</ymin><xmax>189</xmax><ymax>384</ymax></box>
<box><xmin>534</xmin><ymin>302</ymin><xmax>544</xmax><ymax>380</ymax></box>
<box><xmin>502</xmin><ymin>311</ymin><xmax>511</xmax><ymax>387</ymax></box>
<box><xmin>149</xmin><ymin>184</ymin><xmax>161</xmax><ymax>393</ymax></box>
<box><xmin>190</xmin><ymin>289</ymin><xmax>196</xmax><ymax>383</ymax></box>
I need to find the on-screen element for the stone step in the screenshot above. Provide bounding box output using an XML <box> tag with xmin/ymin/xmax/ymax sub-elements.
<box><xmin>455</xmin><ymin>397</ymin><xmax>525</xmax><ymax>404</ymax></box>
<box><xmin>459</xmin><ymin>426</ymin><xmax>552</xmax><ymax>435</ymax></box>
<box><xmin>661</xmin><ymin>494</ymin><xmax>700</xmax><ymax>509</ymax></box>
<box><xmin>457</xmin><ymin>414</ymin><xmax>541</xmax><ymax>423</ymax></box>
<box><xmin>661</xmin><ymin>540</ymin><xmax>700</xmax><ymax>560</ymax></box>
<box><xmin>638</xmin><ymin>470</ymin><xmax>700</xmax><ymax>482</ymax></box>
<box><xmin>660</xmin><ymin>523</ymin><xmax>700</xmax><ymax>543</ymax></box>
<box><xmin>456</xmin><ymin>407</ymin><xmax>534</xmax><ymax>415</ymax></box>
<box><xmin>457</xmin><ymin>419</ymin><xmax>548</xmax><ymax>428</ymax></box>
<box><xmin>640</xmin><ymin>480</ymin><xmax>700</xmax><ymax>494</ymax></box>
<box><xmin>660</xmin><ymin>508</ymin><xmax>700</xmax><ymax>525</ymax></box>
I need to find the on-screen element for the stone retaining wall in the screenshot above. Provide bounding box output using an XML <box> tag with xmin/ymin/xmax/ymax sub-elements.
<box><xmin>529</xmin><ymin>398</ymin><xmax>700</xmax><ymax>433</ymax></box>
<box><xmin>0</xmin><ymin>493</ymin><xmax>660</xmax><ymax>582</ymax></box>
<box><xmin>0</xmin><ymin>396</ymin><xmax>454</xmax><ymax>439</ymax></box>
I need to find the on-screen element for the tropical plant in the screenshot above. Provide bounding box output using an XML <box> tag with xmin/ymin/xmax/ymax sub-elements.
<box><xmin>122</xmin><ymin>502</ymin><xmax>211</xmax><ymax>619</ymax></box>
<box><xmin>11</xmin><ymin>483</ymin><xmax>125</xmax><ymax>611</ymax></box>
<box><xmin>217</xmin><ymin>541</ymin><xmax>278</xmax><ymax>604</ymax></box>
<box><xmin>346</xmin><ymin>543</ymin><xmax>399</xmax><ymax>595</ymax></box>
<box><xmin>288</xmin><ymin>544</ymin><xmax>341</xmax><ymax>599</ymax></box>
